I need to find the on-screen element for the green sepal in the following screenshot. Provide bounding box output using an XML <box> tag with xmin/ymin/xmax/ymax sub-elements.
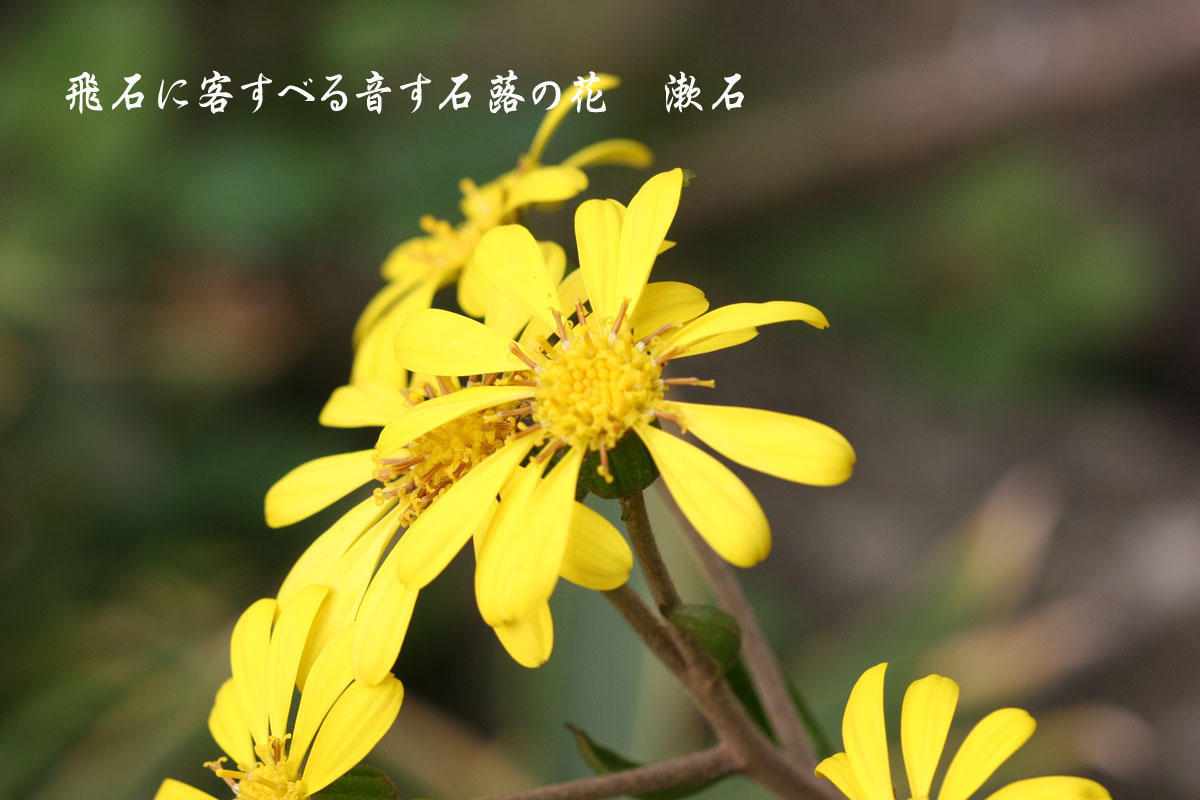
<box><xmin>312</xmin><ymin>764</ymin><xmax>401</xmax><ymax>800</ymax></box>
<box><xmin>681</xmin><ymin>169</ymin><xmax>697</xmax><ymax>187</ymax></box>
<box><xmin>577</xmin><ymin>430</ymin><xmax>659</xmax><ymax>499</ymax></box>
<box><xmin>566</xmin><ymin>724</ymin><xmax>728</xmax><ymax>800</ymax></box>
<box><xmin>666</xmin><ymin>604</ymin><xmax>741</xmax><ymax>673</ymax></box>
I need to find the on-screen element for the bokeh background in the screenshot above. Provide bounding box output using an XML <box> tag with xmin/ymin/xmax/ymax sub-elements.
<box><xmin>3</xmin><ymin>1</ymin><xmax>1199</xmax><ymax>798</ymax></box>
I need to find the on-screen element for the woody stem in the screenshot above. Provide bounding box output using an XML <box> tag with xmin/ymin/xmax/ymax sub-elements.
<box><xmin>606</xmin><ymin>490</ymin><xmax>834</xmax><ymax>800</ymax></box>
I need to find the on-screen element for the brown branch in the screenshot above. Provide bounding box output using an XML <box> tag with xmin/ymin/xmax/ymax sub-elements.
<box><xmin>473</xmin><ymin>744</ymin><xmax>737</xmax><ymax>800</ymax></box>
<box><xmin>621</xmin><ymin>493</ymin><xmax>682</xmax><ymax>614</ymax></box>
<box><xmin>680</xmin><ymin>523</ymin><xmax>817</xmax><ymax>765</ymax></box>
<box><xmin>604</xmin><ymin>584</ymin><xmax>685</xmax><ymax>674</ymax></box>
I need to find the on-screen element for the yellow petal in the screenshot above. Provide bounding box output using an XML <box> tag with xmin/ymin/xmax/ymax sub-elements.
<box><xmin>295</xmin><ymin>508</ymin><xmax>401</xmax><ymax>688</ymax></box>
<box><xmin>476</xmin><ymin>448</ymin><xmax>582</xmax><ymax>624</ymax></box>
<box><xmin>208</xmin><ymin>679</ymin><xmax>253</xmax><ymax>767</ymax></box>
<box><xmin>301</xmin><ymin>677</ymin><xmax>405</xmax><ymax>794</ymax></box>
<box><xmin>671</xmin><ymin>328</ymin><xmax>758</xmax><ymax>358</ymax></box>
<box><xmin>526</xmin><ymin>73</ymin><xmax>621</xmax><ymax>164</ymax></box>
<box><xmin>394</xmin><ymin>308</ymin><xmax>526</xmax><ymax>376</ymax></box>
<box><xmin>842</xmin><ymin>663</ymin><xmax>894</xmax><ymax>800</ymax></box>
<box><xmin>289</xmin><ymin>625</ymin><xmax>355</xmax><ymax>772</ymax></box>
<box><xmin>560</xmin><ymin>138</ymin><xmax>653</xmax><ymax>170</ymax></box>
<box><xmin>665</xmin><ymin>300</ymin><xmax>829</xmax><ymax>357</ymax></box>
<box><xmin>574</xmin><ymin>198</ymin><xmax>626</xmax><ymax>319</ymax></box>
<box><xmin>636</xmin><ymin>424</ymin><xmax>769</xmax><ymax>567</ymax></box>
<box><xmin>902</xmin><ymin>675</ymin><xmax>959</xmax><ymax>800</ymax></box>
<box><xmin>615</xmin><ymin>169</ymin><xmax>683</xmax><ymax>318</ymax></box>
<box><xmin>267</xmin><ymin>584</ymin><xmax>328</xmax><ymax>738</ymax></box>
<box><xmin>264</xmin><ymin>450</ymin><xmax>376</xmax><ymax>528</ymax></box>
<box><xmin>375</xmin><ymin>384</ymin><xmax>533</xmax><ymax>456</ymax></box>
<box><xmin>457</xmin><ymin>256</ymin><xmax>490</xmax><ymax>318</ymax></box>
<box><xmin>153</xmin><ymin>779</ymin><xmax>218</xmax><ymax>800</ymax></box>
<box><xmin>561</xmin><ymin>502</ymin><xmax>633</xmax><ymax>590</ymax></box>
<box><xmin>474</xmin><ymin>225</ymin><xmax>564</xmax><ymax>330</ymax></box>
<box><xmin>673</xmin><ymin>402</ymin><xmax>855</xmax><ymax>487</ymax></box>
<box><xmin>629</xmin><ymin>281</ymin><xmax>709</xmax><ymax>340</ymax></box>
<box><xmin>815</xmin><ymin>752</ymin><xmax>868</xmax><ymax>800</ymax></box>
<box><xmin>230</xmin><ymin>598</ymin><xmax>278</xmax><ymax>747</ymax></box>
<box><xmin>352</xmin><ymin>268</ymin><xmax>424</xmax><ymax>345</ymax></box>
<box><xmin>493</xmin><ymin>603</ymin><xmax>554</xmax><ymax>668</ymax></box>
<box><xmin>319</xmin><ymin>380</ymin><xmax>411</xmax><ymax>428</ymax></box>
<box><xmin>982</xmin><ymin>777</ymin><xmax>1111</xmax><ymax>800</ymax></box>
<box><xmin>350</xmin><ymin>280</ymin><xmax>437</xmax><ymax>387</ymax></box>
<box><xmin>379</xmin><ymin>236</ymin><xmax>444</xmax><ymax>282</ymax></box>
<box><xmin>517</xmin><ymin>265</ymin><xmax>589</xmax><ymax>349</ymax></box>
<box><xmin>504</xmin><ymin>166</ymin><xmax>587</xmax><ymax>212</ymax></box>
<box><xmin>352</xmin><ymin>571</ymin><xmax>419</xmax><ymax>685</ymax></box>
<box><xmin>939</xmin><ymin>709</ymin><xmax>1036</xmax><ymax>800</ymax></box>
<box><xmin>391</xmin><ymin>436</ymin><xmax>536</xmax><ymax>588</ymax></box>
<box><xmin>540</xmin><ymin>240</ymin><xmax>567</xmax><ymax>286</ymax></box>
<box><xmin>277</xmin><ymin>496</ymin><xmax>390</xmax><ymax>606</ymax></box>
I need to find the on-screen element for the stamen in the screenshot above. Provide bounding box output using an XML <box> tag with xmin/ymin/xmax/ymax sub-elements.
<box><xmin>653</xmin><ymin>347</ymin><xmax>682</xmax><ymax>365</ymax></box>
<box><xmin>380</xmin><ymin>454</ymin><xmax>427</xmax><ymax>469</ymax></box>
<box><xmin>552</xmin><ymin>309</ymin><xmax>569</xmax><ymax>342</ymax></box>
<box><xmin>509</xmin><ymin>343</ymin><xmax>541</xmax><ymax>371</ymax></box>
<box><xmin>653</xmin><ymin>409</ymin><xmax>683</xmax><ymax>426</ymax></box>
<box><xmin>514</xmin><ymin>421</ymin><xmax>544</xmax><ymax>439</ymax></box>
<box><xmin>421</xmin><ymin>381</ymin><xmax>437</xmax><ymax>400</ymax></box>
<box><xmin>505</xmin><ymin>378</ymin><xmax>537</xmax><ymax>387</ymax></box>
<box><xmin>436</xmin><ymin>376</ymin><xmax>454</xmax><ymax>395</ymax></box>
<box><xmin>481</xmin><ymin>372</ymin><xmax>499</xmax><ymax>385</ymax></box>
<box><xmin>535</xmin><ymin>437</ymin><xmax>566</xmax><ymax>463</ymax></box>
<box><xmin>497</xmin><ymin>405</ymin><xmax>533</xmax><ymax>417</ymax></box>
<box><xmin>598</xmin><ymin>441</ymin><xmax>610</xmax><ymax>480</ymax></box>
<box><xmin>399</xmin><ymin>387</ymin><xmax>414</xmax><ymax>405</ymax></box>
<box><xmin>609</xmin><ymin>299</ymin><xmax>630</xmax><ymax>340</ymax></box>
<box><xmin>638</xmin><ymin>323</ymin><xmax>674</xmax><ymax>348</ymax></box>
<box><xmin>662</xmin><ymin>377</ymin><xmax>715</xmax><ymax>387</ymax></box>
<box><xmin>575</xmin><ymin>299</ymin><xmax>589</xmax><ymax>325</ymax></box>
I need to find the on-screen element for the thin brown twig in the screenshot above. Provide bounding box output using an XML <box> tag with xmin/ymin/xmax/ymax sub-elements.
<box><xmin>621</xmin><ymin>493</ymin><xmax>682</xmax><ymax>614</ymax></box>
<box><xmin>603</xmin><ymin>584</ymin><xmax>685</xmax><ymax>674</ymax></box>
<box><xmin>680</xmin><ymin>522</ymin><xmax>817</xmax><ymax>765</ymax></box>
<box><xmin>474</xmin><ymin>744</ymin><xmax>738</xmax><ymax>800</ymax></box>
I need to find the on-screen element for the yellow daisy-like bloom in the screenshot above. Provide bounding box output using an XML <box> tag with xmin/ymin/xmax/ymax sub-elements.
<box><xmin>154</xmin><ymin>588</ymin><xmax>404</xmax><ymax>800</ymax></box>
<box><xmin>816</xmin><ymin>663</ymin><xmax>1111</xmax><ymax>800</ymax></box>
<box><xmin>375</xmin><ymin>168</ymin><xmax>855</xmax><ymax>644</ymax></box>
<box><xmin>266</xmin><ymin>376</ymin><xmax>632</xmax><ymax>678</ymax></box>
<box><xmin>350</xmin><ymin>73</ymin><xmax>652</xmax><ymax>388</ymax></box>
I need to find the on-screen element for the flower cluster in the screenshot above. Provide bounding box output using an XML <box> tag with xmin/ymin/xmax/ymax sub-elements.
<box><xmin>154</xmin><ymin>74</ymin><xmax>1110</xmax><ymax>800</ymax></box>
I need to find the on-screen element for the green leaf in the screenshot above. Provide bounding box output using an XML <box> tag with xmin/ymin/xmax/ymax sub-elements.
<box><xmin>566</xmin><ymin>724</ymin><xmax>728</xmax><ymax>800</ymax></box>
<box><xmin>312</xmin><ymin>764</ymin><xmax>401</xmax><ymax>800</ymax></box>
<box><xmin>666</xmin><ymin>604</ymin><xmax>741</xmax><ymax>673</ymax></box>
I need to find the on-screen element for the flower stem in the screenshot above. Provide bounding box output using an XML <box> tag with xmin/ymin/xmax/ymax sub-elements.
<box><xmin>621</xmin><ymin>492</ymin><xmax>682</xmax><ymax>613</ymax></box>
<box><xmin>474</xmin><ymin>744</ymin><xmax>737</xmax><ymax>800</ymax></box>
<box><xmin>607</xmin><ymin>491</ymin><xmax>835</xmax><ymax>800</ymax></box>
<box><xmin>680</xmin><ymin>522</ymin><xmax>820</xmax><ymax>764</ymax></box>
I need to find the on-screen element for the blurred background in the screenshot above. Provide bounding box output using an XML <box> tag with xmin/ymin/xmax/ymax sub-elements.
<box><xmin>2</xmin><ymin>1</ymin><xmax>1198</xmax><ymax>798</ymax></box>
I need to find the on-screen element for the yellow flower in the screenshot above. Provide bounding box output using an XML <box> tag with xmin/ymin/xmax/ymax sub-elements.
<box><xmin>376</xmin><ymin>168</ymin><xmax>855</xmax><ymax>648</ymax></box>
<box><xmin>351</xmin><ymin>73</ymin><xmax>652</xmax><ymax>388</ymax></box>
<box><xmin>816</xmin><ymin>663</ymin><xmax>1111</xmax><ymax>800</ymax></box>
<box><xmin>266</xmin><ymin>379</ymin><xmax>631</xmax><ymax>677</ymax></box>
<box><xmin>154</xmin><ymin>588</ymin><xmax>404</xmax><ymax>800</ymax></box>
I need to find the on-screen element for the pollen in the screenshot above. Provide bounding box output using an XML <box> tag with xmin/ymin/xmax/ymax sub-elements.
<box><xmin>206</xmin><ymin>737</ymin><xmax>306</xmax><ymax>800</ymax></box>
<box><xmin>531</xmin><ymin>306</ymin><xmax>665</xmax><ymax>471</ymax></box>
<box><xmin>373</xmin><ymin>383</ymin><xmax>520</xmax><ymax>527</ymax></box>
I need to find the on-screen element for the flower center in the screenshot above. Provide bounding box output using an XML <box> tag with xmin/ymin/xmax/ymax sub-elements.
<box><xmin>373</xmin><ymin>381</ymin><xmax>520</xmax><ymax>526</ymax></box>
<box><xmin>531</xmin><ymin>309</ymin><xmax>664</xmax><ymax>459</ymax></box>
<box><xmin>207</xmin><ymin>738</ymin><xmax>306</xmax><ymax>800</ymax></box>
